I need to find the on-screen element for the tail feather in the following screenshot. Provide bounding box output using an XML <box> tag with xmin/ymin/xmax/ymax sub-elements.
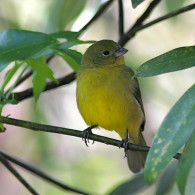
<box><xmin>127</xmin><ymin>133</ymin><xmax>147</xmax><ymax>173</ymax></box>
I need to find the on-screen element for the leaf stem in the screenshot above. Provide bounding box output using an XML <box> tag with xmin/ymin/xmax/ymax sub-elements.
<box><xmin>118</xmin><ymin>0</ymin><xmax>124</xmax><ymax>37</ymax></box>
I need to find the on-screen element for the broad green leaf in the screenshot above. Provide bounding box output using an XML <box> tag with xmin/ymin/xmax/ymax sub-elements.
<box><xmin>54</xmin><ymin>40</ymin><xmax>95</xmax><ymax>50</ymax></box>
<box><xmin>155</xmin><ymin>162</ymin><xmax>178</xmax><ymax>195</ymax></box>
<box><xmin>32</xmin><ymin>72</ymin><xmax>47</xmax><ymax>101</ymax></box>
<box><xmin>46</xmin><ymin>0</ymin><xmax>86</xmax><ymax>32</ymax></box>
<box><xmin>26</xmin><ymin>57</ymin><xmax>57</xmax><ymax>82</ymax></box>
<box><xmin>164</xmin><ymin>0</ymin><xmax>186</xmax><ymax>12</ymax></box>
<box><xmin>176</xmin><ymin>130</ymin><xmax>195</xmax><ymax>195</ymax></box>
<box><xmin>135</xmin><ymin>46</ymin><xmax>195</xmax><ymax>77</ymax></box>
<box><xmin>59</xmin><ymin>49</ymin><xmax>82</xmax><ymax>71</ymax></box>
<box><xmin>0</xmin><ymin>29</ymin><xmax>57</xmax><ymax>71</ymax></box>
<box><xmin>50</xmin><ymin>31</ymin><xmax>81</xmax><ymax>40</ymax></box>
<box><xmin>144</xmin><ymin>84</ymin><xmax>195</xmax><ymax>184</ymax></box>
<box><xmin>184</xmin><ymin>164</ymin><xmax>195</xmax><ymax>195</ymax></box>
<box><xmin>108</xmin><ymin>173</ymin><xmax>148</xmax><ymax>195</ymax></box>
<box><xmin>131</xmin><ymin>0</ymin><xmax>145</xmax><ymax>8</ymax></box>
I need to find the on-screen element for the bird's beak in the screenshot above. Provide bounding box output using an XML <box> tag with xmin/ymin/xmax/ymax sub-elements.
<box><xmin>115</xmin><ymin>48</ymin><xmax>128</xmax><ymax>57</ymax></box>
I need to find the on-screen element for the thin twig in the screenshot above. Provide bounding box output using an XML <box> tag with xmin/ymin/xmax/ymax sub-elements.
<box><xmin>0</xmin><ymin>116</ymin><xmax>181</xmax><ymax>160</ymax></box>
<box><xmin>3</xmin><ymin>72</ymin><xmax>76</xmax><ymax>102</ymax></box>
<box><xmin>128</xmin><ymin>3</ymin><xmax>195</xmax><ymax>36</ymax></box>
<box><xmin>79</xmin><ymin>0</ymin><xmax>115</xmax><ymax>33</ymax></box>
<box><xmin>118</xmin><ymin>0</ymin><xmax>124</xmax><ymax>37</ymax></box>
<box><xmin>0</xmin><ymin>151</ymin><xmax>91</xmax><ymax>195</ymax></box>
<box><xmin>119</xmin><ymin>2</ymin><xmax>195</xmax><ymax>46</ymax></box>
<box><xmin>0</xmin><ymin>154</ymin><xmax>39</xmax><ymax>195</ymax></box>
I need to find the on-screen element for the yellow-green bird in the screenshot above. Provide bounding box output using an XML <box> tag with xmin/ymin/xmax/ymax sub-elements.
<box><xmin>76</xmin><ymin>40</ymin><xmax>147</xmax><ymax>173</ymax></box>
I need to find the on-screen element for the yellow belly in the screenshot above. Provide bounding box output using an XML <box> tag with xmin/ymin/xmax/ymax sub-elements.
<box><xmin>76</xmin><ymin>66</ymin><xmax>143</xmax><ymax>140</ymax></box>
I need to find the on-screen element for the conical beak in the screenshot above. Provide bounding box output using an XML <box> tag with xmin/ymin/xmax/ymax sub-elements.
<box><xmin>115</xmin><ymin>48</ymin><xmax>128</xmax><ymax>57</ymax></box>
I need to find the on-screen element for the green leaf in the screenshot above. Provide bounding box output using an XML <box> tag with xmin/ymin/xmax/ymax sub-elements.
<box><xmin>176</xmin><ymin>130</ymin><xmax>195</xmax><ymax>195</ymax></box>
<box><xmin>164</xmin><ymin>0</ymin><xmax>186</xmax><ymax>13</ymax></box>
<box><xmin>144</xmin><ymin>84</ymin><xmax>195</xmax><ymax>184</ymax></box>
<box><xmin>46</xmin><ymin>0</ymin><xmax>86</xmax><ymax>32</ymax></box>
<box><xmin>54</xmin><ymin>39</ymin><xmax>95</xmax><ymax>50</ymax></box>
<box><xmin>0</xmin><ymin>29</ymin><xmax>57</xmax><ymax>72</ymax></box>
<box><xmin>131</xmin><ymin>0</ymin><xmax>145</xmax><ymax>8</ymax></box>
<box><xmin>135</xmin><ymin>46</ymin><xmax>195</xmax><ymax>77</ymax></box>
<box><xmin>50</xmin><ymin>31</ymin><xmax>81</xmax><ymax>40</ymax></box>
<box><xmin>108</xmin><ymin>173</ymin><xmax>148</xmax><ymax>195</ymax></box>
<box><xmin>155</xmin><ymin>161</ymin><xmax>178</xmax><ymax>195</ymax></box>
<box><xmin>32</xmin><ymin>72</ymin><xmax>47</xmax><ymax>101</ymax></box>
<box><xmin>59</xmin><ymin>49</ymin><xmax>82</xmax><ymax>71</ymax></box>
<box><xmin>26</xmin><ymin>57</ymin><xmax>57</xmax><ymax>82</ymax></box>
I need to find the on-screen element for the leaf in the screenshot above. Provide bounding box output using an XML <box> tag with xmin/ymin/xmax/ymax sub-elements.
<box><xmin>50</xmin><ymin>31</ymin><xmax>81</xmax><ymax>40</ymax></box>
<box><xmin>135</xmin><ymin>46</ymin><xmax>195</xmax><ymax>77</ymax></box>
<box><xmin>131</xmin><ymin>0</ymin><xmax>145</xmax><ymax>8</ymax></box>
<box><xmin>54</xmin><ymin>39</ymin><xmax>95</xmax><ymax>50</ymax></box>
<box><xmin>108</xmin><ymin>173</ymin><xmax>148</xmax><ymax>195</ymax></box>
<box><xmin>176</xmin><ymin>130</ymin><xmax>195</xmax><ymax>195</ymax></box>
<box><xmin>59</xmin><ymin>49</ymin><xmax>82</xmax><ymax>71</ymax></box>
<box><xmin>46</xmin><ymin>0</ymin><xmax>87</xmax><ymax>32</ymax></box>
<box><xmin>155</xmin><ymin>161</ymin><xmax>178</xmax><ymax>195</ymax></box>
<box><xmin>32</xmin><ymin>72</ymin><xmax>47</xmax><ymax>101</ymax></box>
<box><xmin>144</xmin><ymin>84</ymin><xmax>195</xmax><ymax>184</ymax></box>
<box><xmin>26</xmin><ymin>57</ymin><xmax>57</xmax><ymax>82</ymax></box>
<box><xmin>164</xmin><ymin>0</ymin><xmax>186</xmax><ymax>13</ymax></box>
<box><xmin>0</xmin><ymin>29</ymin><xmax>57</xmax><ymax>72</ymax></box>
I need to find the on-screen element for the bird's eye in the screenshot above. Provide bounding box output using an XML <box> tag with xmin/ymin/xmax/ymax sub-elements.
<box><xmin>102</xmin><ymin>50</ymin><xmax>110</xmax><ymax>56</ymax></box>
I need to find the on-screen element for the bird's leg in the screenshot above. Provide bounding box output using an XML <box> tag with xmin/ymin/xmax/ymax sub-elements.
<box><xmin>82</xmin><ymin>125</ymin><xmax>97</xmax><ymax>147</ymax></box>
<box><xmin>121</xmin><ymin>129</ymin><xmax>130</xmax><ymax>158</ymax></box>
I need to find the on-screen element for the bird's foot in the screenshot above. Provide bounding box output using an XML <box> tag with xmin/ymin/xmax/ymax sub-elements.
<box><xmin>121</xmin><ymin>138</ymin><xmax>130</xmax><ymax>158</ymax></box>
<box><xmin>82</xmin><ymin>125</ymin><xmax>97</xmax><ymax>147</ymax></box>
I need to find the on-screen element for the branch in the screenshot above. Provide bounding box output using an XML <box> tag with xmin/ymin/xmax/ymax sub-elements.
<box><xmin>0</xmin><ymin>154</ymin><xmax>39</xmax><ymax>195</ymax></box>
<box><xmin>3</xmin><ymin>72</ymin><xmax>76</xmax><ymax>102</ymax></box>
<box><xmin>118</xmin><ymin>0</ymin><xmax>124</xmax><ymax>37</ymax></box>
<box><xmin>119</xmin><ymin>3</ymin><xmax>195</xmax><ymax>46</ymax></box>
<box><xmin>79</xmin><ymin>0</ymin><xmax>115</xmax><ymax>33</ymax></box>
<box><xmin>0</xmin><ymin>116</ymin><xmax>181</xmax><ymax>160</ymax></box>
<box><xmin>0</xmin><ymin>151</ymin><xmax>91</xmax><ymax>195</ymax></box>
<box><xmin>119</xmin><ymin>0</ymin><xmax>162</xmax><ymax>46</ymax></box>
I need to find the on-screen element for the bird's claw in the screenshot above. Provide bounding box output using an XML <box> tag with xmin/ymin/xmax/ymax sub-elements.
<box><xmin>82</xmin><ymin>125</ymin><xmax>97</xmax><ymax>147</ymax></box>
<box><xmin>121</xmin><ymin>138</ymin><xmax>130</xmax><ymax>158</ymax></box>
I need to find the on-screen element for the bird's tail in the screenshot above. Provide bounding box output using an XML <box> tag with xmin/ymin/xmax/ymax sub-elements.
<box><xmin>126</xmin><ymin>133</ymin><xmax>147</xmax><ymax>173</ymax></box>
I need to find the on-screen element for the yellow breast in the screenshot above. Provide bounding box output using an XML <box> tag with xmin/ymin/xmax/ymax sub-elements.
<box><xmin>76</xmin><ymin>65</ymin><xmax>143</xmax><ymax>139</ymax></box>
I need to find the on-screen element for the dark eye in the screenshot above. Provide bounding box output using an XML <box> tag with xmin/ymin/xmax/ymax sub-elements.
<box><xmin>102</xmin><ymin>50</ymin><xmax>110</xmax><ymax>56</ymax></box>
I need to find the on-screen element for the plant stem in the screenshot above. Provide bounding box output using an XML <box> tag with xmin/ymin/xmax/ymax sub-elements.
<box><xmin>118</xmin><ymin>0</ymin><xmax>124</xmax><ymax>37</ymax></box>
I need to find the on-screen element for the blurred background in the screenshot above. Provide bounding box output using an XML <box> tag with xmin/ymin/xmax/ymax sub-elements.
<box><xmin>0</xmin><ymin>0</ymin><xmax>194</xmax><ymax>194</ymax></box>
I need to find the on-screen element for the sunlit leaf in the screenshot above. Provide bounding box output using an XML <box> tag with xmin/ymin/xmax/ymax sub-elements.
<box><xmin>135</xmin><ymin>46</ymin><xmax>195</xmax><ymax>77</ymax></box>
<box><xmin>32</xmin><ymin>72</ymin><xmax>47</xmax><ymax>101</ymax></box>
<box><xmin>46</xmin><ymin>0</ymin><xmax>86</xmax><ymax>32</ymax></box>
<box><xmin>144</xmin><ymin>84</ymin><xmax>195</xmax><ymax>184</ymax></box>
<box><xmin>0</xmin><ymin>29</ymin><xmax>57</xmax><ymax>72</ymax></box>
<box><xmin>131</xmin><ymin>0</ymin><xmax>145</xmax><ymax>8</ymax></box>
<box><xmin>176</xmin><ymin>130</ymin><xmax>195</xmax><ymax>195</ymax></box>
<box><xmin>108</xmin><ymin>173</ymin><xmax>148</xmax><ymax>195</ymax></box>
<box><xmin>26</xmin><ymin>57</ymin><xmax>57</xmax><ymax>82</ymax></box>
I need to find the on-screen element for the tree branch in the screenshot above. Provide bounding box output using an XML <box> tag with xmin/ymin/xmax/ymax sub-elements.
<box><xmin>2</xmin><ymin>72</ymin><xmax>76</xmax><ymax>102</ymax></box>
<box><xmin>118</xmin><ymin>0</ymin><xmax>124</xmax><ymax>37</ymax></box>
<box><xmin>119</xmin><ymin>0</ymin><xmax>162</xmax><ymax>46</ymax></box>
<box><xmin>0</xmin><ymin>116</ymin><xmax>181</xmax><ymax>160</ymax></box>
<box><xmin>0</xmin><ymin>151</ymin><xmax>91</xmax><ymax>195</ymax></box>
<box><xmin>119</xmin><ymin>3</ymin><xmax>195</xmax><ymax>46</ymax></box>
<box><xmin>0</xmin><ymin>154</ymin><xmax>39</xmax><ymax>195</ymax></box>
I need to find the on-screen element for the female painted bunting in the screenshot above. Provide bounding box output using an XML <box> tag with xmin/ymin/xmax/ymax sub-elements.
<box><xmin>76</xmin><ymin>40</ymin><xmax>147</xmax><ymax>173</ymax></box>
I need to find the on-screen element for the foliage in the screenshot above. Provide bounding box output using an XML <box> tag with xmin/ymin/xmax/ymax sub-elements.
<box><xmin>0</xmin><ymin>0</ymin><xmax>195</xmax><ymax>194</ymax></box>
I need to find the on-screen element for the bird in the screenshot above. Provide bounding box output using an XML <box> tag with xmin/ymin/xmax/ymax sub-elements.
<box><xmin>76</xmin><ymin>39</ymin><xmax>147</xmax><ymax>173</ymax></box>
